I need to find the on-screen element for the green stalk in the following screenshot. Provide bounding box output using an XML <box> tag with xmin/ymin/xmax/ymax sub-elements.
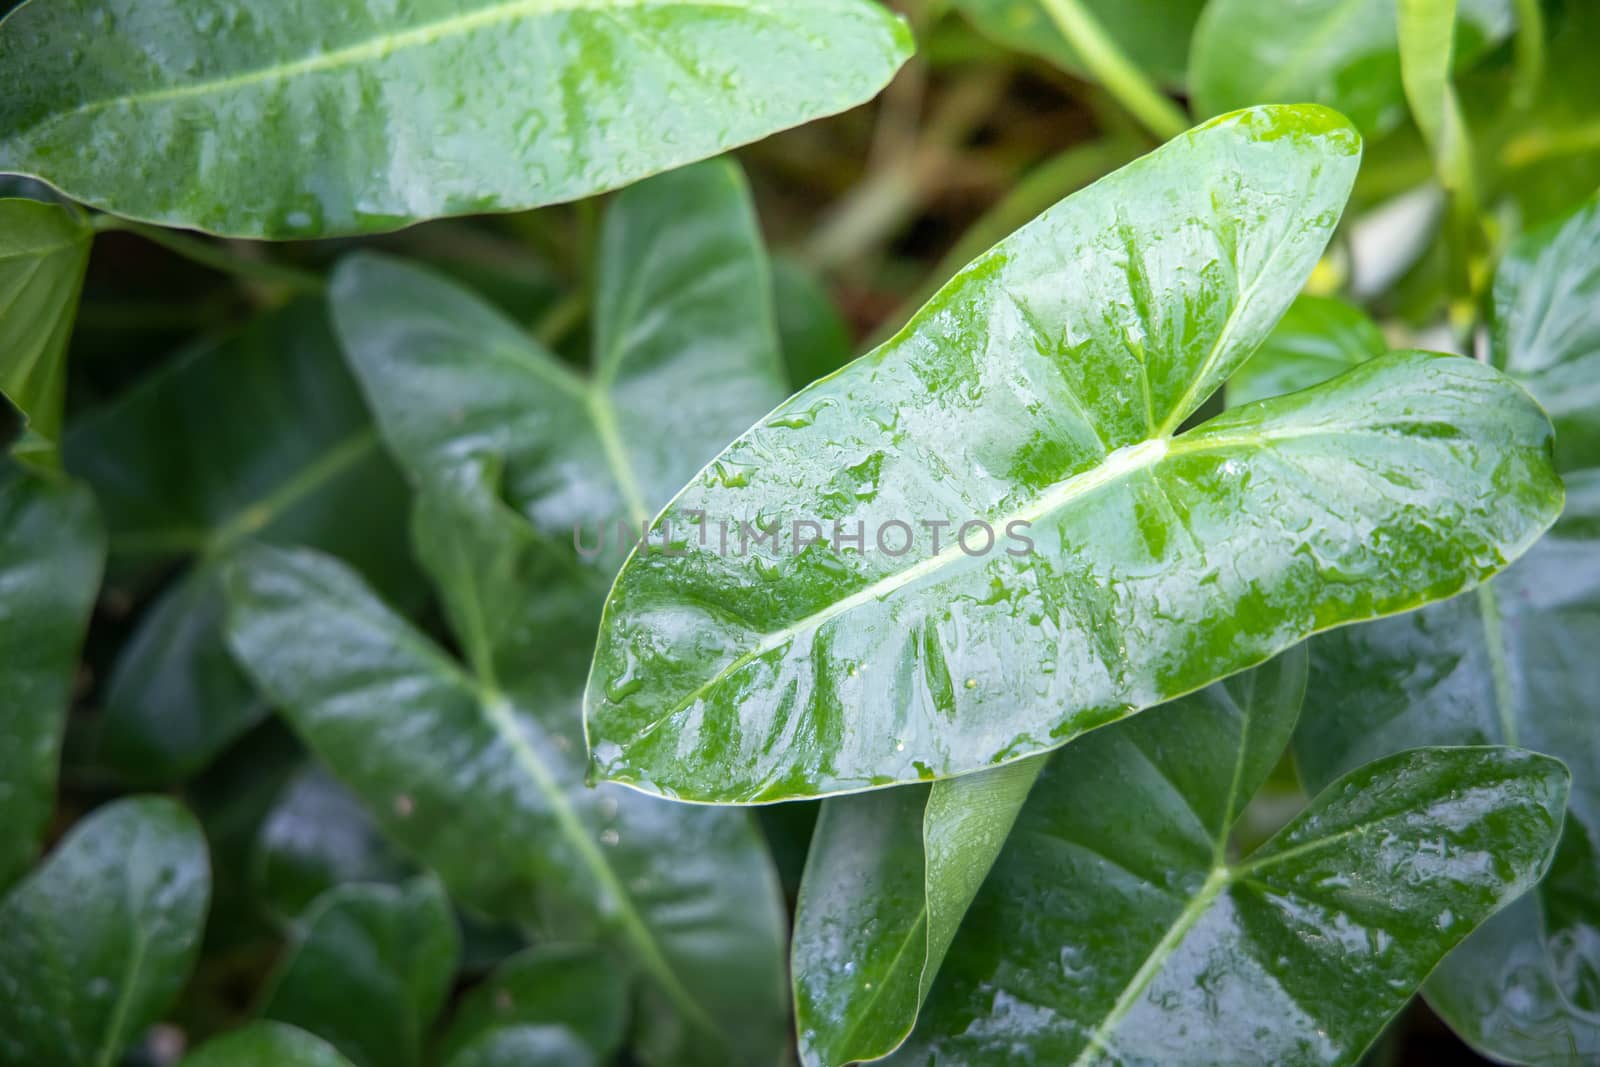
<box><xmin>1037</xmin><ymin>0</ymin><xmax>1188</xmax><ymax>141</ymax></box>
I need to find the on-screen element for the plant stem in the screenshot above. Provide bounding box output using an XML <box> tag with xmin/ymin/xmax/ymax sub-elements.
<box><xmin>1037</xmin><ymin>0</ymin><xmax>1188</xmax><ymax>141</ymax></box>
<box><xmin>93</xmin><ymin>216</ymin><xmax>325</xmax><ymax>293</ymax></box>
<box><xmin>1510</xmin><ymin>0</ymin><xmax>1545</xmax><ymax>111</ymax></box>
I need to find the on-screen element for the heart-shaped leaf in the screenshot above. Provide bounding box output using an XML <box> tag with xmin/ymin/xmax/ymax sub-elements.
<box><xmin>0</xmin><ymin>467</ymin><xmax>103</xmax><ymax>890</ymax></box>
<box><xmin>437</xmin><ymin>944</ymin><xmax>630</xmax><ymax>1067</ymax></box>
<box><xmin>180</xmin><ymin>1023</ymin><xmax>356</xmax><ymax>1067</ymax></box>
<box><xmin>0</xmin><ymin>797</ymin><xmax>211</xmax><ymax>1067</ymax></box>
<box><xmin>888</xmin><ymin>661</ymin><xmax>1568</xmax><ymax>1065</ymax></box>
<box><xmin>585</xmin><ymin>105</ymin><xmax>1563</xmax><ymax>803</ymax></box>
<box><xmin>64</xmin><ymin>301</ymin><xmax>419</xmax><ymax>782</ymax></box>
<box><xmin>0</xmin><ymin>0</ymin><xmax>911</xmax><ymax>237</ymax></box>
<box><xmin>1190</xmin><ymin>0</ymin><xmax>1514</xmax><ymax>136</ymax></box>
<box><xmin>0</xmin><ymin>198</ymin><xmax>90</xmax><ymax>465</ymax></box>
<box><xmin>260</xmin><ymin>878</ymin><xmax>461</xmax><ymax>1067</ymax></box>
<box><xmin>1274</xmin><ymin>193</ymin><xmax>1600</xmax><ymax>1065</ymax></box>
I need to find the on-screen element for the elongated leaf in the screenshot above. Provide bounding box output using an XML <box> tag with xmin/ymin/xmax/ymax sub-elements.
<box><xmin>951</xmin><ymin>0</ymin><xmax>1204</xmax><ymax>89</ymax></box>
<box><xmin>1189</xmin><ymin>0</ymin><xmax>1514</xmax><ymax>135</ymax></box>
<box><xmin>438</xmin><ymin>944</ymin><xmax>629</xmax><ymax>1066</ymax></box>
<box><xmin>332</xmin><ymin>159</ymin><xmax>789</xmax><ymax>560</ymax></box>
<box><xmin>261</xmin><ymin>878</ymin><xmax>460</xmax><ymax>1067</ymax></box>
<box><xmin>253</xmin><ymin>766</ymin><xmax>412</xmax><ymax>921</ymax></box>
<box><xmin>1493</xmin><ymin>192</ymin><xmax>1600</xmax><ymax>472</ymax></box>
<box><xmin>0</xmin><ymin>797</ymin><xmax>211</xmax><ymax>1067</ymax></box>
<box><xmin>585</xmin><ymin>105</ymin><xmax>1563</xmax><ymax>803</ymax></box>
<box><xmin>888</xmin><ymin>673</ymin><xmax>1568</xmax><ymax>1064</ymax></box>
<box><xmin>0</xmin><ymin>198</ymin><xmax>90</xmax><ymax>464</ymax></box>
<box><xmin>181</xmin><ymin>1023</ymin><xmax>356</xmax><ymax>1067</ymax></box>
<box><xmin>793</xmin><ymin>757</ymin><xmax>1046</xmax><ymax>1067</ymax></box>
<box><xmin>1227</xmin><ymin>295</ymin><xmax>1388</xmax><ymax>408</ymax></box>
<box><xmin>0</xmin><ymin>0</ymin><xmax>911</xmax><ymax>238</ymax></box>
<box><xmin>0</xmin><ymin>467</ymin><xmax>102</xmax><ymax>890</ymax></box>
<box><xmin>224</xmin><ymin>539</ymin><xmax>789</xmax><ymax>1067</ymax></box>
<box><xmin>64</xmin><ymin>301</ymin><xmax>418</xmax><ymax>782</ymax></box>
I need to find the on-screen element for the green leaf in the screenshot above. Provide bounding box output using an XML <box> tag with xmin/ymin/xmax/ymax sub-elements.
<box><xmin>445</xmin><ymin>1030</ymin><xmax>597</xmax><ymax>1067</ymax></box>
<box><xmin>1227</xmin><ymin>295</ymin><xmax>1389</xmax><ymax>408</ymax></box>
<box><xmin>1190</xmin><ymin>0</ymin><xmax>1514</xmax><ymax>136</ymax></box>
<box><xmin>1492</xmin><ymin>192</ymin><xmax>1600</xmax><ymax>472</ymax></box>
<box><xmin>331</xmin><ymin>158</ymin><xmax>789</xmax><ymax>559</ymax></box>
<box><xmin>1297</xmin><ymin>469</ymin><xmax>1600</xmax><ymax>1064</ymax></box>
<box><xmin>888</xmin><ymin>665</ymin><xmax>1569</xmax><ymax>1065</ymax></box>
<box><xmin>63</xmin><ymin>301</ymin><xmax>419</xmax><ymax>782</ymax></box>
<box><xmin>253</xmin><ymin>766</ymin><xmax>412</xmax><ymax>922</ymax></box>
<box><xmin>793</xmin><ymin>757</ymin><xmax>1045</xmax><ymax>1067</ymax></box>
<box><xmin>585</xmin><ymin>105</ymin><xmax>1562</xmax><ymax>803</ymax></box>
<box><xmin>224</xmin><ymin>540</ymin><xmax>790</xmax><ymax>1067</ymax></box>
<box><xmin>0</xmin><ymin>467</ymin><xmax>103</xmax><ymax>890</ymax></box>
<box><xmin>0</xmin><ymin>797</ymin><xmax>211</xmax><ymax>1067</ymax></box>
<box><xmin>260</xmin><ymin>878</ymin><xmax>461</xmax><ymax>1067</ymax></box>
<box><xmin>951</xmin><ymin>0</ymin><xmax>1204</xmax><ymax>89</ymax></box>
<box><xmin>0</xmin><ymin>198</ymin><xmax>90</xmax><ymax>465</ymax></box>
<box><xmin>774</xmin><ymin>258</ymin><xmax>855</xmax><ymax>390</ymax></box>
<box><xmin>180</xmin><ymin>1022</ymin><xmax>357</xmax><ymax>1067</ymax></box>
<box><xmin>437</xmin><ymin>944</ymin><xmax>629</xmax><ymax>1066</ymax></box>
<box><xmin>0</xmin><ymin>0</ymin><xmax>912</xmax><ymax>238</ymax></box>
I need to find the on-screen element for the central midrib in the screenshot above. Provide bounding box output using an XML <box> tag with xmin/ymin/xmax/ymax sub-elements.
<box><xmin>26</xmin><ymin>0</ymin><xmax>752</xmax><ymax>127</ymax></box>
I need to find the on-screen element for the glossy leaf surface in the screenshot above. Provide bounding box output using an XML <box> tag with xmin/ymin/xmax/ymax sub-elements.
<box><xmin>951</xmin><ymin>0</ymin><xmax>1205</xmax><ymax>89</ymax></box>
<box><xmin>1227</xmin><ymin>295</ymin><xmax>1388</xmax><ymax>408</ymax></box>
<box><xmin>793</xmin><ymin>757</ymin><xmax>1044</xmax><ymax>1066</ymax></box>
<box><xmin>586</xmin><ymin>106</ymin><xmax>1562</xmax><ymax>803</ymax></box>
<box><xmin>0</xmin><ymin>468</ymin><xmax>102</xmax><ymax>890</ymax></box>
<box><xmin>1190</xmin><ymin>0</ymin><xmax>1514</xmax><ymax>135</ymax></box>
<box><xmin>0</xmin><ymin>797</ymin><xmax>211</xmax><ymax>1067</ymax></box>
<box><xmin>889</xmin><ymin>665</ymin><xmax>1568</xmax><ymax>1065</ymax></box>
<box><xmin>0</xmin><ymin>0</ymin><xmax>911</xmax><ymax>237</ymax></box>
<box><xmin>438</xmin><ymin>944</ymin><xmax>630</xmax><ymax>1066</ymax></box>
<box><xmin>225</xmin><ymin>536</ymin><xmax>789</xmax><ymax>1067</ymax></box>
<box><xmin>0</xmin><ymin>197</ymin><xmax>89</xmax><ymax>463</ymax></box>
<box><xmin>1493</xmin><ymin>192</ymin><xmax>1600</xmax><ymax>472</ymax></box>
<box><xmin>332</xmin><ymin>159</ymin><xmax>789</xmax><ymax>556</ymax></box>
<box><xmin>64</xmin><ymin>302</ymin><xmax>417</xmax><ymax>782</ymax></box>
<box><xmin>180</xmin><ymin>1023</ymin><xmax>357</xmax><ymax>1067</ymax></box>
<box><xmin>261</xmin><ymin>878</ymin><xmax>460</xmax><ymax>1067</ymax></box>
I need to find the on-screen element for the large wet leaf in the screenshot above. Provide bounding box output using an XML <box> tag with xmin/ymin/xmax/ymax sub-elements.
<box><xmin>793</xmin><ymin>757</ymin><xmax>1046</xmax><ymax>1066</ymax></box>
<box><xmin>64</xmin><ymin>301</ymin><xmax>418</xmax><ymax>782</ymax></box>
<box><xmin>585</xmin><ymin>105</ymin><xmax>1562</xmax><ymax>803</ymax></box>
<box><xmin>0</xmin><ymin>467</ymin><xmax>102</xmax><ymax>890</ymax></box>
<box><xmin>887</xmin><ymin>666</ymin><xmax>1568</xmax><ymax>1065</ymax></box>
<box><xmin>951</xmin><ymin>0</ymin><xmax>1205</xmax><ymax>89</ymax></box>
<box><xmin>0</xmin><ymin>797</ymin><xmax>211</xmax><ymax>1067</ymax></box>
<box><xmin>1190</xmin><ymin>0</ymin><xmax>1514</xmax><ymax>136</ymax></box>
<box><xmin>261</xmin><ymin>878</ymin><xmax>460</xmax><ymax>1067</ymax></box>
<box><xmin>0</xmin><ymin>198</ymin><xmax>90</xmax><ymax>465</ymax></box>
<box><xmin>180</xmin><ymin>1023</ymin><xmax>356</xmax><ymax>1067</ymax></box>
<box><xmin>437</xmin><ymin>944</ymin><xmax>630</xmax><ymax>1067</ymax></box>
<box><xmin>0</xmin><ymin>0</ymin><xmax>911</xmax><ymax>238</ymax></box>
